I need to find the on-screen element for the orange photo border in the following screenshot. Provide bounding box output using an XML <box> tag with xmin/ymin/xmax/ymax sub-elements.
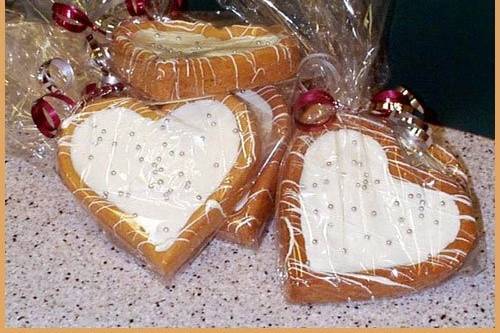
<box><xmin>0</xmin><ymin>1</ymin><xmax>497</xmax><ymax>332</ymax></box>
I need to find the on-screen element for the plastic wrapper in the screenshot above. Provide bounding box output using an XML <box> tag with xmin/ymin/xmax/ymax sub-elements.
<box><xmin>220</xmin><ymin>0</ymin><xmax>482</xmax><ymax>302</ymax></box>
<box><xmin>8</xmin><ymin>1</ymin><xmax>305</xmax><ymax>281</ymax></box>
<box><xmin>56</xmin><ymin>93</ymin><xmax>263</xmax><ymax>279</ymax></box>
<box><xmin>6</xmin><ymin>8</ymin><xmax>101</xmax><ymax>161</ymax></box>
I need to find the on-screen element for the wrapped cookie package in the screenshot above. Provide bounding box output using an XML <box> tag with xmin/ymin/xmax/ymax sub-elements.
<box><xmin>8</xmin><ymin>2</ymin><xmax>302</xmax><ymax>280</ymax></box>
<box><xmin>9</xmin><ymin>0</ymin><xmax>483</xmax><ymax>297</ymax></box>
<box><xmin>221</xmin><ymin>0</ymin><xmax>482</xmax><ymax>302</ymax></box>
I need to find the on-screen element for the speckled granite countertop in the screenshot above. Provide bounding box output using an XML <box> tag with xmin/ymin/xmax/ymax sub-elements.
<box><xmin>6</xmin><ymin>126</ymin><xmax>494</xmax><ymax>328</ymax></box>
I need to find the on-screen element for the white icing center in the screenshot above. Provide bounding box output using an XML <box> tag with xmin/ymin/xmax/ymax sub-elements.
<box><xmin>132</xmin><ymin>29</ymin><xmax>281</xmax><ymax>58</ymax></box>
<box><xmin>300</xmin><ymin>129</ymin><xmax>461</xmax><ymax>274</ymax></box>
<box><xmin>69</xmin><ymin>100</ymin><xmax>240</xmax><ymax>251</ymax></box>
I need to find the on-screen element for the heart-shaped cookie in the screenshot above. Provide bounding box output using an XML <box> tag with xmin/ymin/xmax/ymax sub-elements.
<box><xmin>216</xmin><ymin>86</ymin><xmax>291</xmax><ymax>247</ymax></box>
<box><xmin>111</xmin><ymin>20</ymin><xmax>301</xmax><ymax>101</ymax></box>
<box><xmin>57</xmin><ymin>95</ymin><xmax>260</xmax><ymax>278</ymax></box>
<box><xmin>277</xmin><ymin>113</ymin><xmax>477</xmax><ymax>302</ymax></box>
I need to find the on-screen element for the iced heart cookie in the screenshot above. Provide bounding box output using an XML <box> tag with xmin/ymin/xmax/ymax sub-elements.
<box><xmin>110</xmin><ymin>20</ymin><xmax>301</xmax><ymax>101</ymax></box>
<box><xmin>277</xmin><ymin>113</ymin><xmax>477</xmax><ymax>302</ymax></box>
<box><xmin>57</xmin><ymin>96</ymin><xmax>260</xmax><ymax>279</ymax></box>
<box><xmin>216</xmin><ymin>86</ymin><xmax>291</xmax><ymax>247</ymax></box>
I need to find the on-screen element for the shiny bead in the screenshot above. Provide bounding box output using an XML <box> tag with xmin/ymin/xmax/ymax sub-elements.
<box><xmin>196</xmin><ymin>195</ymin><xmax>202</xmax><ymax>200</ymax></box>
<box><xmin>112</xmin><ymin>141</ymin><xmax>118</xmax><ymax>146</ymax></box>
<box><xmin>313</xmin><ymin>209</ymin><xmax>319</xmax><ymax>214</ymax></box>
<box><xmin>129</xmin><ymin>131</ymin><xmax>135</xmax><ymax>136</ymax></box>
<box><xmin>408</xmin><ymin>193</ymin><xmax>414</xmax><ymax>199</ymax></box>
<box><xmin>162</xmin><ymin>142</ymin><xmax>168</xmax><ymax>147</ymax></box>
<box><xmin>433</xmin><ymin>219</ymin><xmax>439</xmax><ymax>225</ymax></box>
<box><xmin>156</xmin><ymin>157</ymin><xmax>162</xmax><ymax>162</ymax></box>
<box><xmin>111</xmin><ymin>170</ymin><xmax>117</xmax><ymax>175</ymax></box>
<box><xmin>328</xmin><ymin>203</ymin><xmax>334</xmax><ymax>209</ymax></box>
<box><xmin>152</xmin><ymin>162</ymin><xmax>157</xmax><ymax>168</ymax></box>
<box><xmin>374</xmin><ymin>179</ymin><xmax>381</xmax><ymax>184</ymax></box>
<box><xmin>158</xmin><ymin>167</ymin><xmax>164</xmax><ymax>172</ymax></box>
<box><xmin>118</xmin><ymin>191</ymin><xmax>124</xmax><ymax>197</ymax></box>
<box><xmin>101</xmin><ymin>129</ymin><xmax>107</xmax><ymax>134</ymax></box>
<box><xmin>184</xmin><ymin>181</ymin><xmax>191</xmax><ymax>189</ymax></box>
<box><xmin>210</xmin><ymin>121</ymin><xmax>217</xmax><ymax>127</ymax></box>
<box><xmin>363</xmin><ymin>179</ymin><xmax>368</xmax><ymax>185</ymax></box>
<box><xmin>420</xmin><ymin>200</ymin><xmax>426</xmax><ymax>205</ymax></box>
<box><xmin>351</xmin><ymin>206</ymin><xmax>357</xmax><ymax>212</ymax></box>
<box><xmin>167</xmin><ymin>188</ymin><xmax>173</xmax><ymax>193</ymax></box>
<box><xmin>154</xmin><ymin>32</ymin><xmax>160</xmax><ymax>38</ymax></box>
<box><xmin>362</xmin><ymin>185</ymin><xmax>368</xmax><ymax>190</ymax></box>
<box><xmin>419</xmin><ymin>213</ymin><xmax>424</xmax><ymax>219</ymax></box>
<box><xmin>213</xmin><ymin>162</ymin><xmax>220</xmax><ymax>168</ymax></box>
<box><xmin>179</xmin><ymin>151</ymin><xmax>185</xmax><ymax>157</ymax></box>
<box><xmin>371</xmin><ymin>210</ymin><xmax>377</xmax><ymax>216</ymax></box>
<box><xmin>206</xmin><ymin>113</ymin><xmax>212</xmax><ymax>118</ymax></box>
<box><xmin>352</xmin><ymin>140</ymin><xmax>357</xmax><ymax>145</ymax></box>
<box><xmin>169</xmin><ymin>150</ymin><xmax>175</xmax><ymax>156</ymax></box>
<box><xmin>352</xmin><ymin>159</ymin><xmax>358</xmax><ymax>165</ymax></box>
<box><xmin>440</xmin><ymin>201</ymin><xmax>446</xmax><ymax>206</ymax></box>
<box><xmin>97</xmin><ymin>136</ymin><xmax>103</xmax><ymax>142</ymax></box>
<box><xmin>406</xmin><ymin>228</ymin><xmax>413</xmax><ymax>234</ymax></box>
<box><xmin>136</xmin><ymin>145</ymin><xmax>141</xmax><ymax>150</ymax></box>
<box><xmin>232</xmin><ymin>128</ymin><xmax>239</xmax><ymax>133</ymax></box>
<box><xmin>312</xmin><ymin>239</ymin><xmax>318</xmax><ymax>244</ymax></box>
<box><xmin>326</xmin><ymin>161</ymin><xmax>333</xmax><ymax>167</ymax></box>
<box><xmin>364</xmin><ymin>234</ymin><xmax>371</xmax><ymax>240</ymax></box>
<box><xmin>356</xmin><ymin>183</ymin><xmax>361</xmax><ymax>188</ymax></box>
<box><xmin>158</xmin><ymin>179</ymin><xmax>164</xmax><ymax>185</ymax></box>
<box><xmin>178</xmin><ymin>171</ymin><xmax>184</xmax><ymax>177</ymax></box>
<box><xmin>162</xmin><ymin>226</ymin><xmax>170</xmax><ymax>233</ymax></box>
<box><xmin>175</xmin><ymin>36</ymin><xmax>181</xmax><ymax>41</ymax></box>
<box><xmin>312</xmin><ymin>183</ymin><xmax>318</xmax><ymax>188</ymax></box>
<box><xmin>148</xmin><ymin>183</ymin><xmax>154</xmax><ymax>189</ymax></box>
<box><xmin>88</xmin><ymin>155</ymin><xmax>94</xmax><ymax>160</ymax></box>
<box><xmin>139</xmin><ymin>157</ymin><xmax>144</xmax><ymax>162</ymax></box>
<box><xmin>386</xmin><ymin>240</ymin><xmax>392</xmax><ymax>246</ymax></box>
<box><xmin>364</xmin><ymin>172</ymin><xmax>369</xmax><ymax>178</ymax></box>
<box><xmin>418</xmin><ymin>206</ymin><xmax>424</xmax><ymax>211</ymax></box>
<box><xmin>417</xmin><ymin>193</ymin><xmax>422</xmax><ymax>198</ymax></box>
<box><xmin>132</xmin><ymin>213</ymin><xmax>138</xmax><ymax>217</ymax></box>
<box><xmin>394</xmin><ymin>200</ymin><xmax>400</xmax><ymax>206</ymax></box>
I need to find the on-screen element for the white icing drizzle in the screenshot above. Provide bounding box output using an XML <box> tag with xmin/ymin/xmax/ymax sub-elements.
<box><xmin>66</xmin><ymin>100</ymin><xmax>241</xmax><ymax>251</ymax></box>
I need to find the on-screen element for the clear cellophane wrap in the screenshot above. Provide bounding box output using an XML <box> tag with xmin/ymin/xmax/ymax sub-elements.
<box><xmin>219</xmin><ymin>0</ymin><xmax>483</xmax><ymax>303</ymax></box>
<box><xmin>6</xmin><ymin>8</ymin><xmax>100</xmax><ymax>161</ymax></box>
<box><xmin>7</xmin><ymin>1</ymin><xmax>302</xmax><ymax>281</ymax></box>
